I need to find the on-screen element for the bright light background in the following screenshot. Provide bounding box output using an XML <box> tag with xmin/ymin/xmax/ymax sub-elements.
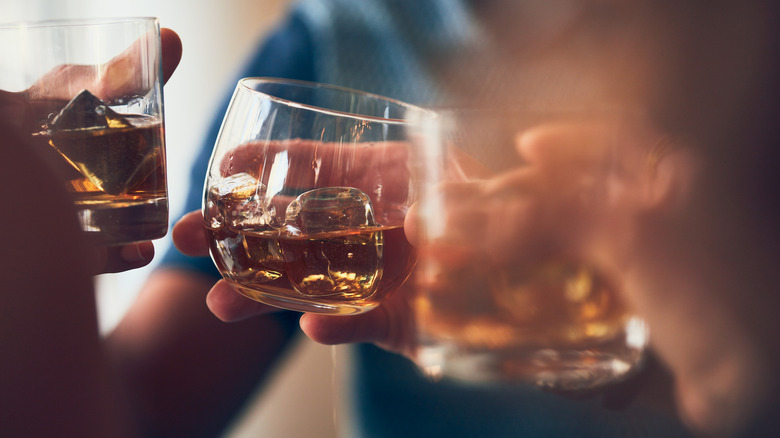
<box><xmin>1</xmin><ymin>1</ymin><xmax>338</xmax><ymax>437</ymax></box>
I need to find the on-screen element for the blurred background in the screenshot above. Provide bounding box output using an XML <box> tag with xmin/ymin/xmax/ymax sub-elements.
<box><xmin>0</xmin><ymin>1</ymin><xmax>338</xmax><ymax>436</ymax></box>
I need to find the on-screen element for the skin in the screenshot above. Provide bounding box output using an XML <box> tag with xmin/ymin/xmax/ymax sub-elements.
<box><xmin>0</xmin><ymin>107</ymin><xmax>132</xmax><ymax>437</ymax></box>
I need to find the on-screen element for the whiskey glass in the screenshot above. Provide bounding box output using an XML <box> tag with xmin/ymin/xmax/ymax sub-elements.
<box><xmin>0</xmin><ymin>17</ymin><xmax>168</xmax><ymax>245</ymax></box>
<box><xmin>408</xmin><ymin>107</ymin><xmax>652</xmax><ymax>390</ymax></box>
<box><xmin>203</xmin><ymin>77</ymin><xmax>426</xmax><ymax>315</ymax></box>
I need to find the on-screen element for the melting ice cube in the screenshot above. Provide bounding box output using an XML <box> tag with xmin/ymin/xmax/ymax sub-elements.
<box><xmin>207</xmin><ymin>172</ymin><xmax>285</xmax><ymax>279</ymax></box>
<box><xmin>281</xmin><ymin>187</ymin><xmax>383</xmax><ymax>298</ymax></box>
<box><xmin>209</xmin><ymin>172</ymin><xmax>276</xmax><ymax>229</ymax></box>
<box><xmin>283</xmin><ymin>187</ymin><xmax>376</xmax><ymax>236</ymax></box>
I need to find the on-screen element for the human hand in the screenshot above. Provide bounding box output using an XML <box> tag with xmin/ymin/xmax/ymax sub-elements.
<box><xmin>529</xmin><ymin>118</ymin><xmax>780</xmax><ymax>433</ymax></box>
<box><xmin>469</xmin><ymin>117</ymin><xmax>778</xmax><ymax>436</ymax></box>
<box><xmin>616</xmin><ymin>139</ymin><xmax>779</xmax><ymax>435</ymax></box>
<box><xmin>25</xmin><ymin>27</ymin><xmax>182</xmax><ymax>103</ymax></box>
<box><xmin>299</xmin><ymin>118</ymin><xmax>664</xmax><ymax>359</ymax></box>
<box><xmin>172</xmin><ymin>210</ymin><xmax>281</xmax><ymax>319</ymax></box>
<box><xmin>4</xmin><ymin>28</ymin><xmax>182</xmax><ymax>131</ymax></box>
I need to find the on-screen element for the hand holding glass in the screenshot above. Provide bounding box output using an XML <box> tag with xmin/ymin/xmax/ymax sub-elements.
<box><xmin>409</xmin><ymin>109</ymin><xmax>653</xmax><ymax>390</ymax></box>
<box><xmin>0</xmin><ymin>17</ymin><xmax>168</xmax><ymax>245</ymax></box>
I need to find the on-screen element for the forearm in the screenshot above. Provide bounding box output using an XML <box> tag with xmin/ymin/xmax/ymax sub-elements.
<box><xmin>0</xmin><ymin>121</ymin><xmax>133</xmax><ymax>437</ymax></box>
<box><xmin>106</xmin><ymin>267</ymin><xmax>298</xmax><ymax>438</ymax></box>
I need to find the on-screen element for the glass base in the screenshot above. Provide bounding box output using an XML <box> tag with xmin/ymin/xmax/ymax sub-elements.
<box><xmin>415</xmin><ymin>318</ymin><xmax>648</xmax><ymax>391</ymax></box>
<box><xmin>229</xmin><ymin>281</ymin><xmax>379</xmax><ymax>315</ymax></box>
<box><xmin>78</xmin><ymin>197</ymin><xmax>168</xmax><ymax>245</ymax></box>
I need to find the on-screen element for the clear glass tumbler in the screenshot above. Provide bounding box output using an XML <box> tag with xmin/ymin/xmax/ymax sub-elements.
<box><xmin>203</xmin><ymin>77</ymin><xmax>428</xmax><ymax>315</ymax></box>
<box><xmin>0</xmin><ymin>17</ymin><xmax>168</xmax><ymax>245</ymax></box>
<box><xmin>408</xmin><ymin>107</ymin><xmax>652</xmax><ymax>391</ymax></box>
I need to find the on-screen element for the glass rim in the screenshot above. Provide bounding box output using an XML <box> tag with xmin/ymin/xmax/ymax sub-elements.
<box><xmin>237</xmin><ymin>77</ymin><xmax>432</xmax><ymax>125</ymax></box>
<box><xmin>426</xmin><ymin>102</ymin><xmax>641</xmax><ymax>116</ymax></box>
<box><xmin>0</xmin><ymin>16</ymin><xmax>159</xmax><ymax>30</ymax></box>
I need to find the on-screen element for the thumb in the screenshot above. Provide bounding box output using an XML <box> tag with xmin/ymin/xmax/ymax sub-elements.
<box><xmin>160</xmin><ymin>28</ymin><xmax>182</xmax><ymax>85</ymax></box>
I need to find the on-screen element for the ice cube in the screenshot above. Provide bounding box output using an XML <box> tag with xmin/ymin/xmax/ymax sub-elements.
<box><xmin>208</xmin><ymin>173</ymin><xmax>285</xmax><ymax>279</ymax></box>
<box><xmin>50</xmin><ymin>90</ymin><xmax>131</xmax><ymax>131</ymax></box>
<box><xmin>45</xmin><ymin>90</ymin><xmax>160</xmax><ymax>195</ymax></box>
<box><xmin>210</xmin><ymin>172</ymin><xmax>277</xmax><ymax>229</ymax></box>
<box><xmin>281</xmin><ymin>187</ymin><xmax>382</xmax><ymax>298</ymax></box>
<box><xmin>283</xmin><ymin>187</ymin><xmax>376</xmax><ymax>236</ymax></box>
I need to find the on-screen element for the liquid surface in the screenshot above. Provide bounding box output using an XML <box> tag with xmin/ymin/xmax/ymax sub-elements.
<box><xmin>207</xmin><ymin>223</ymin><xmax>416</xmax><ymax>314</ymax></box>
<box><xmin>41</xmin><ymin>110</ymin><xmax>168</xmax><ymax>244</ymax></box>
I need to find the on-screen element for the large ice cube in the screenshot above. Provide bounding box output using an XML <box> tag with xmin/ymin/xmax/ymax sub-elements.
<box><xmin>46</xmin><ymin>90</ymin><xmax>160</xmax><ymax>195</ymax></box>
<box><xmin>50</xmin><ymin>89</ymin><xmax>130</xmax><ymax>131</ymax></box>
<box><xmin>281</xmin><ymin>187</ymin><xmax>383</xmax><ymax>298</ymax></box>
<box><xmin>209</xmin><ymin>172</ymin><xmax>276</xmax><ymax>229</ymax></box>
<box><xmin>283</xmin><ymin>187</ymin><xmax>376</xmax><ymax>236</ymax></box>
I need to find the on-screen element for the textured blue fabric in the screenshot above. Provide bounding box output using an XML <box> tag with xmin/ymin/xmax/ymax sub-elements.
<box><xmin>159</xmin><ymin>1</ymin><xmax>693</xmax><ymax>436</ymax></box>
<box><xmin>293</xmin><ymin>0</ymin><xmax>478</xmax><ymax>103</ymax></box>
